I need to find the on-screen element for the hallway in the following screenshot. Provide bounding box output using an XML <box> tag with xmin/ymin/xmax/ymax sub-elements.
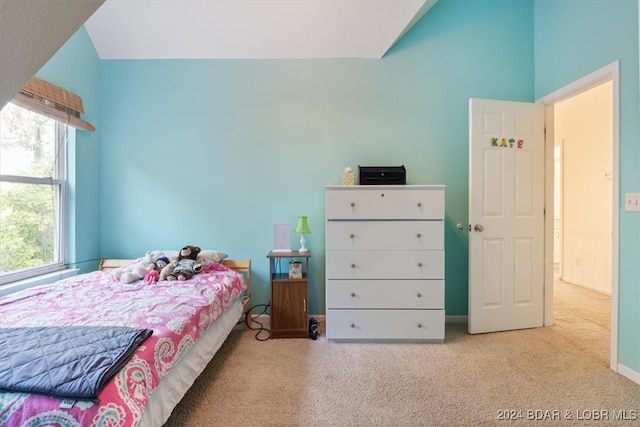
<box><xmin>553</xmin><ymin>276</ymin><xmax>611</xmax><ymax>366</ymax></box>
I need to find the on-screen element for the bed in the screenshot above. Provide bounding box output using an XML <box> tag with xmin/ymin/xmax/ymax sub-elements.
<box><xmin>0</xmin><ymin>255</ymin><xmax>251</xmax><ymax>427</ymax></box>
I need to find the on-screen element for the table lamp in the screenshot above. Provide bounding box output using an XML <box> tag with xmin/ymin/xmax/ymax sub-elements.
<box><xmin>295</xmin><ymin>216</ymin><xmax>311</xmax><ymax>252</ymax></box>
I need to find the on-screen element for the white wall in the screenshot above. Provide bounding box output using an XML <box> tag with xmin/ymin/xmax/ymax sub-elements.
<box><xmin>554</xmin><ymin>81</ymin><xmax>613</xmax><ymax>294</ymax></box>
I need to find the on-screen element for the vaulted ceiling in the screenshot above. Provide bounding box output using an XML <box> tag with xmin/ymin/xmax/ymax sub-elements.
<box><xmin>84</xmin><ymin>0</ymin><xmax>439</xmax><ymax>59</ymax></box>
<box><xmin>1</xmin><ymin>0</ymin><xmax>438</xmax><ymax>108</ymax></box>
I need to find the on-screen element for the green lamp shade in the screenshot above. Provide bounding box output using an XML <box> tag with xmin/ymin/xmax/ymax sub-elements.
<box><xmin>295</xmin><ymin>216</ymin><xmax>311</xmax><ymax>234</ymax></box>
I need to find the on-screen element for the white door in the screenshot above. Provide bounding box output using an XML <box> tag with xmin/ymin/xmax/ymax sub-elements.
<box><xmin>468</xmin><ymin>98</ymin><xmax>545</xmax><ymax>334</ymax></box>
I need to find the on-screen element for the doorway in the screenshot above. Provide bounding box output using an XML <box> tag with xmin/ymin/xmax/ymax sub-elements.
<box><xmin>540</xmin><ymin>61</ymin><xmax>620</xmax><ymax>370</ymax></box>
<box><xmin>554</xmin><ymin>81</ymin><xmax>613</xmax><ymax>293</ymax></box>
<box><xmin>552</xmin><ymin>80</ymin><xmax>613</xmax><ymax>365</ymax></box>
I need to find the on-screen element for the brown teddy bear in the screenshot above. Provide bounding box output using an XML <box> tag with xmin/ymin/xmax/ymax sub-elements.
<box><xmin>160</xmin><ymin>245</ymin><xmax>203</xmax><ymax>281</ymax></box>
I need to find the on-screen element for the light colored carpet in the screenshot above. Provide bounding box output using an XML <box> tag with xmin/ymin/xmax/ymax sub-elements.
<box><xmin>164</xmin><ymin>282</ymin><xmax>639</xmax><ymax>426</ymax></box>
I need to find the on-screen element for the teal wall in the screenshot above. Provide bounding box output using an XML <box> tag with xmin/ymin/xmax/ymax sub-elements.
<box><xmin>30</xmin><ymin>0</ymin><xmax>639</xmax><ymax>375</ymax></box>
<box><xmin>35</xmin><ymin>27</ymin><xmax>102</xmax><ymax>273</ymax></box>
<box><xmin>534</xmin><ymin>0</ymin><xmax>640</xmax><ymax>376</ymax></box>
<box><xmin>97</xmin><ymin>0</ymin><xmax>533</xmax><ymax>316</ymax></box>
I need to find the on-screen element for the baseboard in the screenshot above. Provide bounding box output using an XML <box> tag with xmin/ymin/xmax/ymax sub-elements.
<box><xmin>246</xmin><ymin>313</ymin><xmax>270</xmax><ymax>329</ymax></box>
<box><xmin>445</xmin><ymin>315</ymin><xmax>468</xmax><ymax>323</ymax></box>
<box><xmin>617</xmin><ymin>363</ymin><xmax>640</xmax><ymax>386</ymax></box>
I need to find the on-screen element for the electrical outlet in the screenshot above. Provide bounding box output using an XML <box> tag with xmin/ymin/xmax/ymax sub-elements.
<box><xmin>624</xmin><ymin>193</ymin><xmax>640</xmax><ymax>212</ymax></box>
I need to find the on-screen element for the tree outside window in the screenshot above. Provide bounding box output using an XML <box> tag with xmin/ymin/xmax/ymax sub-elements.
<box><xmin>0</xmin><ymin>103</ymin><xmax>67</xmax><ymax>283</ymax></box>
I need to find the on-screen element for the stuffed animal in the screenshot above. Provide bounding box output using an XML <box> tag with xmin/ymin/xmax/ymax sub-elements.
<box><xmin>114</xmin><ymin>250</ymin><xmax>167</xmax><ymax>283</ymax></box>
<box><xmin>144</xmin><ymin>256</ymin><xmax>170</xmax><ymax>284</ymax></box>
<box><xmin>160</xmin><ymin>245</ymin><xmax>203</xmax><ymax>281</ymax></box>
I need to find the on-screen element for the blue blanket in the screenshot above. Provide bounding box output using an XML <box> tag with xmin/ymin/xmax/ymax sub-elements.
<box><xmin>0</xmin><ymin>326</ymin><xmax>152</xmax><ymax>399</ymax></box>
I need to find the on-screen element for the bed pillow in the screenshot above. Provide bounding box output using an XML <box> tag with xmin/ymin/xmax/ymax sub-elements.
<box><xmin>198</xmin><ymin>250</ymin><xmax>229</xmax><ymax>263</ymax></box>
<box><xmin>161</xmin><ymin>249</ymin><xmax>228</xmax><ymax>263</ymax></box>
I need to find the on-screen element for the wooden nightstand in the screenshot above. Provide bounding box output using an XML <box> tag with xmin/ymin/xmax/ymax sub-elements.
<box><xmin>267</xmin><ymin>250</ymin><xmax>310</xmax><ymax>338</ymax></box>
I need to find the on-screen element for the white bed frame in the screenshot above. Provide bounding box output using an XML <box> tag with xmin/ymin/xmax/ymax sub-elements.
<box><xmin>98</xmin><ymin>258</ymin><xmax>251</xmax><ymax>425</ymax></box>
<box><xmin>141</xmin><ymin>298</ymin><xmax>242</xmax><ymax>426</ymax></box>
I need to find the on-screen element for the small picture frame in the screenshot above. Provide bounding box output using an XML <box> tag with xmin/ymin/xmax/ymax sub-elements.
<box><xmin>273</xmin><ymin>224</ymin><xmax>291</xmax><ymax>252</ymax></box>
<box><xmin>288</xmin><ymin>260</ymin><xmax>302</xmax><ymax>279</ymax></box>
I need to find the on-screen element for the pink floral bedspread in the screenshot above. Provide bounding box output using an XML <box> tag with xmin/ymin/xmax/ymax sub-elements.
<box><xmin>0</xmin><ymin>262</ymin><xmax>246</xmax><ymax>427</ymax></box>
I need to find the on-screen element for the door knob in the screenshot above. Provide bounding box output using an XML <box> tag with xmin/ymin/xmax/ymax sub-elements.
<box><xmin>474</xmin><ymin>224</ymin><xmax>484</xmax><ymax>232</ymax></box>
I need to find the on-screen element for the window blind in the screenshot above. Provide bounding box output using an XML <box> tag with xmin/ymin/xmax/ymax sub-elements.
<box><xmin>11</xmin><ymin>77</ymin><xmax>95</xmax><ymax>132</ymax></box>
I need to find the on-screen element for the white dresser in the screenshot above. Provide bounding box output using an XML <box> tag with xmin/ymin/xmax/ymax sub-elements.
<box><xmin>325</xmin><ymin>185</ymin><xmax>445</xmax><ymax>341</ymax></box>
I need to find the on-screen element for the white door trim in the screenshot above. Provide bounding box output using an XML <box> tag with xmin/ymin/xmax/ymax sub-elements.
<box><xmin>537</xmin><ymin>60</ymin><xmax>620</xmax><ymax>372</ymax></box>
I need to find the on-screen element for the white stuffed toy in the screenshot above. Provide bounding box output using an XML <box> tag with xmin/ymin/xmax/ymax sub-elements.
<box><xmin>113</xmin><ymin>250</ymin><xmax>168</xmax><ymax>283</ymax></box>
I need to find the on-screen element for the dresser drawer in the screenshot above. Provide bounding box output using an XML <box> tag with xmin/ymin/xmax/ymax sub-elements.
<box><xmin>326</xmin><ymin>221</ymin><xmax>443</xmax><ymax>250</ymax></box>
<box><xmin>326</xmin><ymin>309</ymin><xmax>445</xmax><ymax>341</ymax></box>
<box><xmin>326</xmin><ymin>250</ymin><xmax>444</xmax><ymax>279</ymax></box>
<box><xmin>326</xmin><ymin>279</ymin><xmax>444</xmax><ymax>309</ymax></box>
<box><xmin>326</xmin><ymin>187</ymin><xmax>444</xmax><ymax>220</ymax></box>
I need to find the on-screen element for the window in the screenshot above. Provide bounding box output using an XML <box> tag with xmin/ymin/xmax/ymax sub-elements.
<box><xmin>0</xmin><ymin>102</ymin><xmax>68</xmax><ymax>284</ymax></box>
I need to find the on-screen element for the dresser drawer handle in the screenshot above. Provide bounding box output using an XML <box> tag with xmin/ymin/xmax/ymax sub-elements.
<box><xmin>350</xmin><ymin>202</ymin><xmax>355</xmax><ymax>207</ymax></box>
<box><xmin>350</xmin><ymin>263</ymin><xmax>356</xmax><ymax>269</ymax></box>
<box><xmin>350</xmin><ymin>323</ymin><xmax>356</xmax><ymax>328</ymax></box>
<box><xmin>416</xmin><ymin>293</ymin><xmax>422</xmax><ymax>298</ymax></box>
<box><xmin>417</xmin><ymin>262</ymin><xmax>423</xmax><ymax>267</ymax></box>
<box><xmin>417</xmin><ymin>202</ymin><xmax>422</xmax><ymax>207</ymax></box>
<box><xmin>350</xmin><ymin>292</ymin><xmax>356</xmax><ymax>297</ymax></box>
<box><xmin>416</xmin><ymin>233</ymin><xmax>422</xmax><ymax>238</ymax></box>
<box><xmin>417</xmin><ymin>323</ymin><xmax>423</xmax><ymax>328</ymax></box>
<box><xmin>350</xmin><ymin>233</ymin><xmax>355</xmax><ymax>239</ymax></box>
